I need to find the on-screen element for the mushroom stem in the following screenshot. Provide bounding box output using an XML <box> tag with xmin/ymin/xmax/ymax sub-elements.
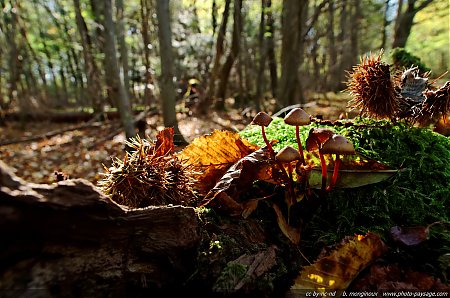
<box><xmin>295</xmin><ymin>127</ymin><xmax>306</xmax><ymax>165</ymax></box>
<box><xmin>326</xmin><ymin>154</ymin><xmax>341</xmax><ymax>191</ymax></box>
<box><xmin>319</xmin><ymin>150</ymin><xmax>327</xmax><ymax>192</ymax></box>
<box><xmin>261</xmin><ymin>126</ymin><xmax>275</xmax><ymax>157</ymax></box>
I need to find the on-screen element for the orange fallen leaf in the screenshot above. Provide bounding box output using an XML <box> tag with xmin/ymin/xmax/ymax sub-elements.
<box><xmin>177</xmin><ymin>130</ymin><xmax>259</xmax><ymax>194</ymax></box>
<box><xmin>289</xmin><ymin>233</ymin><xmax>388</xmax><ymax>296</ymax></box>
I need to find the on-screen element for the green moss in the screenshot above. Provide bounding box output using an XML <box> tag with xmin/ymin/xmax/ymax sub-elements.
<box><xmin>213</xmin><ymin>262</ymin><xmax>248</xmax><ymax>293</ymax></box>
<box><xmin>240</xmin><ymin>117</ymin><xmax>450</xmax><ymax>278</ymax></box>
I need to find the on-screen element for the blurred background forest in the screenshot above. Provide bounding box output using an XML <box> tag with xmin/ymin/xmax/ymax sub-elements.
<box><xmin>0</xmin><ymin>0</ymin><xmax>449</xmax><ymax>182</ymax></box>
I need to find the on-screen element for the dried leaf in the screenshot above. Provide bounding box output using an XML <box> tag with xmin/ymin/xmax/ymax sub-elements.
<box><xmin>242</xmin><ymin>199</ymin><xmax>259</xmax><ymax>219</ymax></box>
<box><xmin>199</xmin><ymin>148</ymin><xmax>273</xmax><ymax>216</ymax></box>
<box><xmin>289</xmin><ymin>233</ymin><xmax>387</xmax><ymax>295</ymax></box>
<box><xmin>390</xmin><ymin>225</ymin><xmax>429</xmax><ymax>246</ymax></box>
<box><xmin>155</xmin><ymin>127</ymin><xmax>174</xmax><ymax>156</ymax></box>
<box><xmin>177</xmin><ymin>130</ymin><xmax>259</xmax><ymax>194</ymax></box>
<box><xmin>272</xmin><ymin>203</ymin><xmax>300</xmax><ymax>245</ymax></box>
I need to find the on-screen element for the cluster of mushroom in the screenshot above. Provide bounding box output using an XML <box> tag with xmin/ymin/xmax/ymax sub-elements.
<box><xmin>251</xmin><ymin>108</ymin><xmax>356</xmax><ymax>194</ymax></box>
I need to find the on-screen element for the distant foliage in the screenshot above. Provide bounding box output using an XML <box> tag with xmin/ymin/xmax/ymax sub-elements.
<box><xmin>390</xmin><ymin>48</ymin><xmax>431</xmax><ymax>74</ymax></box>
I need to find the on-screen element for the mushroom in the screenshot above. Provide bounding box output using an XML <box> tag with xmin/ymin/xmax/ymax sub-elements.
<box><xmin>283</xmin><ymin>108</ymin><xmax>311</xmax><ymax>165</ymax></box>
<box><xmin>251</xmin><ymin>112</ymin><xmax>274</xmax><ymax>157</ymax></box>
<box><xmin>276</xmin><ymin>145</ymin><xmax>301</xmax><ymax>182</ymax></box>
<box><xmin>321</xmin><ymin>134</ymin><xmax>355</xmax><ymax>191</ymax></box>
<box><xmin>305</xmin><ymin>128</ymin><xmax>335</xmax><ymax>192</ymax></box>
<box><xmin>276</xmin><ymin>145</ymin><xmax>301</xmax><ymax>222</ymax></box>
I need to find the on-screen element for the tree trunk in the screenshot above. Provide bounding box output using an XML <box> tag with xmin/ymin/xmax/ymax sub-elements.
<box><xmin>326</xmin><ymin>0</ymin><xmax>338</xmax><ymax>91</ymax></box>
<box><xmin>200</xmin><ymin>0</ymin><xmax>232</xmax><ymax>114</ymax></box>
<box><xmin>215</xmin><ymin>0</ymin><xmax>243</xmax><ymax>110</ymax></box>
<box><xmin>155</xmin><ymin>0</ymin><xmax>186</xmax><ymax>144</ymax></box>
<box><xmin>278</xmin><ymin>0</ymin><xmax>308</xmax><ymax>107</ymax></box>
<box><xmin>116</xmin><ymin>0</ymin><xmax>131</xmax><ymax>99</ymax></box>
<box><xmin>5</xmin><ymin>0</ymin><xmax>20</xmax><ymax>110</ymax></box>
<box><xmin>266</xmin><ymin>0</ymin><xmax>278</xmax><ymax>99</ymax></box>
<box><xmin>103</xmin><ymin>0</ymin><xmax>135</xmax><ymax>141</ymax></box>
<box><xmin>73</xmin><ymin>0</ymin><xmax>103</xmax><ymax>112</ymax></box>
<box><xmin>255</xmin><ymin>0</ymin><xmax>267</xmax><ymax>111</ymax></box>
<box><xmin>381</xmin><ymin>0</ymin><xmax>390</xmax><ymax>49</ymax></box>
<box><xmin>392</xmin><ymin>0</ymin><xmax>434</xmax><ymax>49</ymax></box>
<box><xmin>140</xmin><ymin>0</ymin><xmax>156</xmax><ymax>107</ymax></box>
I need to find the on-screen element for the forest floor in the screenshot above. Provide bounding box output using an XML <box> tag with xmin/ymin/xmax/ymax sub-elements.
<box><xmin>0</xmin><ymin>93</ymin><xmax>352</xmax><ymax>185</ymax></box>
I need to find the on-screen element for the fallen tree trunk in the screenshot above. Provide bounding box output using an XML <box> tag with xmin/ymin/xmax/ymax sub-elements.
<box><xmin>0</xmin><ymin>161</ymin><xmax>200</xmax><ymax>296</ymax></box>
<box><xmin>0</xmin><ymin>161</ymin><xmax>300</xmax><ymax>297</ymax></box>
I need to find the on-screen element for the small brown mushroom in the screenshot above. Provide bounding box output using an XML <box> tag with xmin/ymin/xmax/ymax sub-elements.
<box><xmin>251</xmin><ymin>112</ymin><xmax>274</xmax><ymax>156</ymax></box>
<box><xmin>276</xmin><ymin>146</ymin><xmax>301</xmax><ymax>222</ymax></box>
<box><xmin>305</xmin><ymin>128</ymin><xmax>335</xmax><ymax>191</ymax></box>
<box><xmin>284</xmin><ymin>108</ymin><xmax>311</xmax><ymax>165</ymax></box>
<box><xmin>321</xmin><ymin>134</ymin><xmax>355</xmax><ymax>191</ymax></box>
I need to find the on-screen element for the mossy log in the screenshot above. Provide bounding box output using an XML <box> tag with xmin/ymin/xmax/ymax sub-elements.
<box><xmin>0</xmin><ymin>161</ymin><xmax>298</xmax><ymax>297</ymax></box>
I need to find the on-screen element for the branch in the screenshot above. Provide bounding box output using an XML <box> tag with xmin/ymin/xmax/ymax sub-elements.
<box><xmin>414</xmin><ymin>0</ymin><xmax>434</xmax><ymax>13</ymax></box>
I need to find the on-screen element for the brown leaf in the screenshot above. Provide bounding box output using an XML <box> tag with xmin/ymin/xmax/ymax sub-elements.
<box><xmin>242</xmin><ymin>199</ymin><xmax>259</xmax><ymax>219</ymax></box>
<box><xmin>199</xmin><ymin>148</ymin><xmax>273</xmax><ymax>216</ymax></box>
<box><xmin>272</xmin><ymin>203</ymin><xmax>300</xmax><ymax>245</ymax></box>
<box><xmin>289</xmin><ymin>233</ymin><xmax>387</xmax><ymax>295</ymax></box>
<box><xmin>177</xmin><ymin>130</ymin><xmax>259</xmax><ymax>194</ymax></box>
<box><xmin>155</xmin><ymin>127</ymin><xmax>174</xmax><ymax>156</ymax></box>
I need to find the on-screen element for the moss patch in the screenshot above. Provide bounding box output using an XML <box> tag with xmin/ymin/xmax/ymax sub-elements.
<box><xmin>240</xmin><ymin>117</ymin><xmax>450</xmax><ymax>279</ymax></box>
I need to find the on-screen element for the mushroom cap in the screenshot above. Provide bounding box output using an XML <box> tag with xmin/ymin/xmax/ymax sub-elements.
<box><xmin>321</xmin><ymin>134</ymin><xmax>355</xmax><ymax>155</ymax></box>
<box><xmin>275</xmin><ymin>146</ymin><xmax>301</xmax><ymax>162</ymax></box>
<box><xmin>305</xmin><ymin>128</ymin><xmax>335</xmax><ymax>151</ymax></box>
<box><xmin>284</xmin><ymin>108</ymin><xmax>311</xmax><ymax>126</ymax></box>
<box><xmin>251</xmin><ymin>112</ymin><xmax>273</xmax><ymax>127</ymax></box>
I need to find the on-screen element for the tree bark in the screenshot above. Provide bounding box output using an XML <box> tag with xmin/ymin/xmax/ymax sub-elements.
<box><xmin>116</xmin><ymin>0</ymin><xmax>131</xmax><ymax>99</ymax></box>
<box><xmin>73</xmin><ymin>0</ymin><xmax>103</xmax><ymax>112</ymax></box>
<box><xmin>0</xmin><ymin>161</ymin><xmax>200</xmax><ymax>296</ymax></box>
<box><xmin>381</xmin><ymin>0</ymin><xmax>390</xmax><ymax>50</ymax></box>
<box><xmin>200</xmin><ymin>0</ymin><xmax>232</xmax><ymax>114</ymax></box>
<box><xmin>326</xmin><ymin>0</ymin><xmax>338</xmax><ymax>91</ymax></box>
<box><xmin>392</xmin><ymin>0</ymin><xmax>434</xmax><ymax>48</ymax></box>
<box><xmin>278</xmin><ymin>0</ymin><xmax>308</xmax><ymax>107</ymax></box>
<box><xmin>215</xmin><ymin>0</ymin><xmax>243</xmax><ymax>110</ymax></box>
<box><xmin>155</xmin><ymin>0</ymin><xmax>186</xmax><ymax>144</ymax></box>
<box><xmin>103</xmin><ymin>0</ymin><xmax>135</xmax><ymax>141</ymax></box>
<box><xmin>255</xmin><ymin>0</ymin><xmax>267</xmax><ymax>111</ymax></box>
<box><xmin>266</xmin><ymin>0</ymin><xmax>278</xmax><ymax>99</ymax></box>
<box><xmin>140</xmin><ymin>0</ymin><xmax>156</xmax><ymax>107</ymax></box>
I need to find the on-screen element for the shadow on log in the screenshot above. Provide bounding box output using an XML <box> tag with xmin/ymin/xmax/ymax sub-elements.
<box><xmin>0</xmin><ymin>161</ymin><xmax>301</xmax><ymax>297</ymax></box>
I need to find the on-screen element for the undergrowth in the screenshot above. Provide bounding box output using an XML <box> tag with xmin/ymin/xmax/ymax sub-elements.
<box><xmin>240</xmin><ymin>117</ymin><xmax>450</xmax><ymax>279</ymax></box>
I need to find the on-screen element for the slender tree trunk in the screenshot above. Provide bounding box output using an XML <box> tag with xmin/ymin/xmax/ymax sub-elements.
<box><xmin>155</xmin><ymin>0</ymin><xmax>186</xmax><ymax>144</ymax></box>
<box><xmin>200</xmin><ymin>0</ymin><xmax>231</xmax><ymax>114</ymax></box>
<box><xmin>5</xmin><ymin>0</ymin><xmax>20</xmax><ymax>110</ymax></box>
<box><xmin>255</xmin><ymin>0</ymin><xmax>267</xmax><ymax>111</ymax></box>
<box><xmin>116</xmin><ymin>0</ymin><xmax>130</xmax><ymax>99</ymax></box>
<box><xmin>73</xmin><ymin>0</ymin><xmax>103</xmax><ymax>112</ymax></box>
<box><xmin>381</xmin><ymin>0</ymin><xmax>390</xmax><ymax>50</ymax></box>
<box><xmin>326</xmin><ymin>0</ymin><xmax>338</xmax><ymax>91</ymax></box>
<box><xmin>212</xmin><ymin>0</ymin><xmax>217</xmax><ymax>35</ymax></box>
<box><xmin>278</xmin><ymin>0</ymin><xmax>308</xmax><ymax>107</ymax></box>
<box><xmin>215</xmin><ymin>0</ymin><xmax>242</xmax><ymax>109</ymax></box>
<box><xmin>349</xmin><ymin>0</ymin><xmax>360</xmax><ymax>65</ymax></box>
<box><xmin>392</xmin><ymin>0</ymin><xmax>434</xmax><ymax>48</ymax></box>
<box><xmin>266</xmin><ymin>0</ymin><xmax>277</xmax><ymax>99</ymax></box>
<box><xmin>140</xmin><ymin>0</ymin><xmax>156</xmax><ymax>107</ymax></box>
<box><xmin>18</xmin><ymin>25</ymin><xmax>49</xmax><ymax>102</ymax></box>
<box><xmin>103</xmin><ymin>0</ymin><xmax>135</xmax><ymax>141</ymax></box>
